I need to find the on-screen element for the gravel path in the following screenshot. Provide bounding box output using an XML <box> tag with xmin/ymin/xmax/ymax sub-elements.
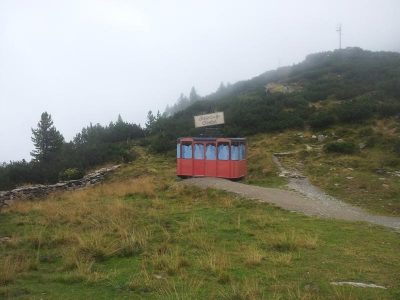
<box><xmin>183</xmin><ymin>177</ymin><xmax>400</xmax><ymax>231</ymax></box>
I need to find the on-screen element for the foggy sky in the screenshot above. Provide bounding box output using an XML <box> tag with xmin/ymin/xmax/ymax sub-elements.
<box><xmin>1</xmin><ymin>0</ymin><xmax>399</xmax><ymax>162</ymax></box>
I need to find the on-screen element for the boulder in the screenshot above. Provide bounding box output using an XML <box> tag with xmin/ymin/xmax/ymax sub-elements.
<box><xmin>317</xmin><ymin>135</ymin><xmax>326</xmax><ymax>142</ymax></box>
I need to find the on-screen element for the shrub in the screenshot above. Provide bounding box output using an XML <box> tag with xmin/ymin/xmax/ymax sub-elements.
<box><xmin>381</xmin><ymin>157</ymin><xmax>400</xmax><ymax>168</ymax></box>
<box><xmin>393</xmin><ymin>139</ymin><xmax>400</xmax><ymax>156</ymax></box>
<box><xmin>324</xmin><ymin>142</ymin><xmax>358</xmax><ymax>154</ymax></box>
<box><xmin>59</xmin><ymin>168</ymin><xmax>84</xmax><ymax>181</ymax></box>
<box><xmin>336</xmin><ymin>99</ymin><xmax>375</xmax><ymax>123</ymax></box>
<box><xmin>309</xmin><ymin>112</ymin><xmax>336</xmax><ymax>129</ymax></box>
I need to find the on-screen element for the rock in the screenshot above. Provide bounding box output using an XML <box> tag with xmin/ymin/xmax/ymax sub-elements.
<box><xmin>346</xmin><ymin>177</ymin><xmax>354</xmax><ymax>180</ymax></box>
<box><xmin>359</xmin><ymin>143</ymin><xmax>366</xmax><ymax>149</ymax></box>
<box><xmin>311</xmin><ymin>135</ymin><xmax>317</xmax><ymax>139</ymax></box>
<box><xmin>373</xmin><ymin>168</ymin><xmax>387</xmax><ymax>175</ymax></box>
<box><xmin>279</xmin><ymin>172</ymin><xmax>289</xmax><ymax>178</ymax></box>
<box><xmin>273</xmin><ymin>152</ymin><xmax>296</xmax><ymax>157</ymax></box>
<box><xmin>317</xmin><ymin>135</ymin><xmax>326</xmax><ymax>142</ymax></box>
<box><xmin>0</xmin><ymin>237</ymin><xmax>11</xmax><ymax>244</ymax></box>
<box><xmin>330</xmin><ymin>282</ymin><xmax>386</xmax><ymax>289</ymax></box>
<box><xmin>392</xmin><ymin>171</ymin><xmax>400</xmax><ymax>177</ymax></box>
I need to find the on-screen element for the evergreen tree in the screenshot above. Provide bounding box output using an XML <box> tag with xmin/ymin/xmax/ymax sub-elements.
<box><xmin>217</xmin><ymin>82</ymin><xmax>226</xmax><ymax>92</ymax></box>
<box><xmin>189</xmin><ymin>86</ymin><xmax>200</xmax><ymax>103</ymax></box>
<box><xmin>117</xmin><ymin>114</ymin><xmax>124</xmax><ymax>124</ymax></box>
<box><xmin>164</xmin><ymin>104</ymin><xmax>171</xmax><ymax>117</ymax></box>
<box><xmin>145</xmin><ymin>110</ymin><xmax>156</xmax><ymax>134</ymax></box>
<box><xmin>177</xmin><ymin>93</ymin><xmax>189</xmax><ymax>106</ymax></box>
<box><xmin>31</xmin><ymin>112</ymin><xmax>64</xmax><ymax>163</ymax></box>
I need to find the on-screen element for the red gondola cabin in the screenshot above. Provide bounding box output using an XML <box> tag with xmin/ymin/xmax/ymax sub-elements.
<box><xmin>176</xmin><ymin>137</ymin><xmax>247</xmax><ymax>179</ymax></box>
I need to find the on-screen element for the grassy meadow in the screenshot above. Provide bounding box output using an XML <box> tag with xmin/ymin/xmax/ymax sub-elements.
<box><xmin>0</xmin><ymin>146</ymin><xmax>400</xmax><ymax>299</ymax></box>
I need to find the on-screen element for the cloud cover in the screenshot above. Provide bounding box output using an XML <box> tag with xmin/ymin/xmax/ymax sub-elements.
<box><xmin>0</xmin><ymin>0</ymin><xmax>399</xmax><ymax>162</ymax></box>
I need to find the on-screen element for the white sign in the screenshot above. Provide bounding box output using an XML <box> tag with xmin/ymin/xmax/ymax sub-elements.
<box><xmin>194</xmin><ymin>112</ymin><xmax>225</xmax><ymax>128</ymax></box>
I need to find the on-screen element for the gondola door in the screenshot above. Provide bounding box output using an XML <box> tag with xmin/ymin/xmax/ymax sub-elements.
<box><xmin>216</xmin><ymin>141</ymin><xmax>231</xmax><ymax>178</ymax></box>
<box><xmin>204</xmin><ymin>143</ymin><xmax>217</xmax><ymax>177</ymax></box>
<box><xmin>193</xmin><ymin>143</ymin><xmax>205</xmax><ymax>176</ymax></box>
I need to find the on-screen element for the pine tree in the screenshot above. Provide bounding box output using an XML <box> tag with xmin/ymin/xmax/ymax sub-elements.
<box><xmin>189</xmin><ymin>86</ymin><xmax>200</xmax><ymax>103</ymax></box>
<box><xmin>145</xmin><ymin>110</ymin><xmax>156</xmax><ymax>134</ymax></box>
<box><xmin>31</xmin><ymin>112</ymin><xmax>64</xmax><ymax>163</ymax></box>
<box><xmin>217</xmin><ymin>82</ymin><xmax>226</xmax><ymax>92</ymax></box>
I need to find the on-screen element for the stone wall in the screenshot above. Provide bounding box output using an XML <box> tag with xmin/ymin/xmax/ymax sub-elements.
<box><xmin>0</xmin><ymin>165</ymin><xmax>120</xmax><ymax>208</ymax></box>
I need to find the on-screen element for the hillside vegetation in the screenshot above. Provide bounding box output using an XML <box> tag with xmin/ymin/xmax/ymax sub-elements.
<box><xmin>244</xmin><ymin>122</ymin><xmax>400</xmax><ymax>216</ymax></box>
<box><xmin>1</xmin><ymin>149</ymin><xmax>400</xmax><ymax>299</ymax></box>
<box><xmin>148</xmin><ymin>48</ymin><xmax>400</xmax><ymax>152</ymax></box>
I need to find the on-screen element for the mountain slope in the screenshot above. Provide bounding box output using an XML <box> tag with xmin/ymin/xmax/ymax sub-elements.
<box><xmin>149</xmin><ymin>47</ymin><xmax>400</xmax><ymax>151</ymax></box>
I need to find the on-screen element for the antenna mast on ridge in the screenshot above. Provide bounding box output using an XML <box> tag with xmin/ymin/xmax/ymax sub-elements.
<box><xmin>336</xmin><ymin>24</ymin><xmax>342</xmax><ymax>49</ymax></box>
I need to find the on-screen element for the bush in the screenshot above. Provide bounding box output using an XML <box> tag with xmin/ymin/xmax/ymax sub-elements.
<box><xmin>309</xmin><ymin>112</ymin><xmax>336</xmax><ymax>129</ymax></box>
<box><xmin>59</xmin><ymin>168</ymin><xmax>84</xmax><ymax>181</ymax></box>
<box><xmin>381</xmin><ymin>157</ymin><xmax>400</xmax><ymax>168</ymax></box>
<box><xmin>324</xmin><ymin>142</ymin><xmax>358</xmax><ymax>154</ymax></box>
<box><xmin>336</xmin><ymin>100</ymin><xmax>375</xmax><ymax>123</ymax></box>
<box><xmin>393</xmin><ymin>139</ymin><xmax>400</xmax><ymax>156</ymax></box>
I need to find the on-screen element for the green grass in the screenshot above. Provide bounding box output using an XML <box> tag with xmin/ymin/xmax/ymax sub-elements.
<box><xmin>0</xmin><ymin>147</ymin><xmax>400</xmax><ymax>299</ymax></box>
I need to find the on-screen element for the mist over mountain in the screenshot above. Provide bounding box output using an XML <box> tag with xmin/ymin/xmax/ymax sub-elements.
<box><xmin>146</xmin><ymin>47</ymin><xmax>400</xmax><ymax>151</ymax></box>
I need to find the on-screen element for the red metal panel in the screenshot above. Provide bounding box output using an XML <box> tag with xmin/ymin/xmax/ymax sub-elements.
<box><xmin>178</xmin><ymin>158</ymin><xmax>193</xmax><ymax>176</ymax></box>
<box><xmin>193</xmin><ymin>159</ymin><xmax>205</xmax><ymax>176</ymax></box>
<box><xmin>217</xmin><ymin>160</ymin><xmax>231</xmax><ymax>178</ymax></box>
<box><xmin>231</xmin><ymin>160</ymin><xmax>239</xmax><ymax>178</ymax></box>
<box><xmin>205</xmin><ymin>160</ymin><xmax>217</xmax><ymax>177</ymax></box>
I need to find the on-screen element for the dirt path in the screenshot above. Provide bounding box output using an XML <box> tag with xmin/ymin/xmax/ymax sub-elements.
<box><xmin>183</xmin><ymin>177</ymin><xmax>400</xmax><ymax>231</ymax></box>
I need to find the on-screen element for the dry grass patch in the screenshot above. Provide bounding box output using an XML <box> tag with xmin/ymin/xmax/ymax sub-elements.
<box><xmin>188</xmin><ymin>234</ymin><xmax>216</xmax><ymax>252</ymax></box>
<box><xmin>218</xmin><ymin>196</ymin><xmax>234</xmax><ymax>208</ymax></box>
<box><xmin>245</xmin><ymin>210</ymin><xmax>274</xmax><ymax>229</ymax></box>
<box><xmin>269</xmin><ymin>253</ymin><xmax>294</xmax><ymax>266</ymax></box>
<box><xmin>200</xmin><ymin>250</ymin><xmax>231</xmax><ymax>274</ymax></box>
<box><xmin>74</xmin><ymin>231</ymin><xmax>120</xmax><ymax>261</ymax></box>
<box><xmin>178</xmin><ymin>215</ymin><xmax>205</xmax><ymax>235</ymax></box>
<box><xmin>244</xmin><ymin>247</ymin><xmax>264</xmax><ymax>267</ymax></box>
<box><xmin>0</xmin><ymin>255</ymin><xmax>37</xmax><ymax>285</ymax></box>
<box><xmin>58</xmin><ymin>255</ymin><xmax>113</xmax><ymax>284</ymax></box>
<box><xmin>7</xmin><ymin>176</ymin><xmax>155</xmax><ymax>217</ymax></box>
<box><xmin>151</xmin><ymin>248</ymin><xmax>189</xmax><ymax>276</ymax></box>
<box><xmin>220</xmin><ymin>279</ymin><xmax>264</xmax><ymax>300</ymax></box>
<box><xmin>127</xmin><ymin>267</ymin><xmax>162</xmax><ymax>293</ymax></box>
<box><xmin>271</xmin><ymin>231</ymin><xmax>318</xmax><ymax>252</ymax></box>
<box><xmin>155</xmin><ymin>278</ymin><xmax>204</xmax><ymax>300</ymax></box>
<box><xmin>151</xmin><ymin>198</ymin><xmax>166</xmax><ymax>210</ymax></box>
<box><xmin>98</xmin><ymin>176</ymin><xmax>156</xmax><ymax>198</ymax></box>
<box><xmin>117</xmin><ymin>228</ymin><xmax>149</xmax><ymax>257</ymax></box>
